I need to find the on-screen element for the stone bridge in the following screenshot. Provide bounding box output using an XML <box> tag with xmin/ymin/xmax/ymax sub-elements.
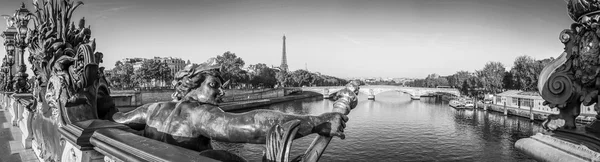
<box><xmin>301</xmin><ymin>85</ymin><xmax>460</xmax><ymax>100</ymax></box>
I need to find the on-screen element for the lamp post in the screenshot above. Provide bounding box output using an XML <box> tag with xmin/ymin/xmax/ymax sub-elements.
<box><xmin>1</xmin><ymin>14</ymin><xmax>17</xmax><ymax>92</ymax></box>
<box><xmin>11</xmin><ymin>3</ymin><xmax>31</xmax><ymax>93</ymax></box>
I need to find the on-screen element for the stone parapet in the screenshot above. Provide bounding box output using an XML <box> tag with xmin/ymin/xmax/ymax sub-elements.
<box><xmin>516</xmin><ymin>133</ymin><xmax>600</xmax><ymax>161</ymax></box>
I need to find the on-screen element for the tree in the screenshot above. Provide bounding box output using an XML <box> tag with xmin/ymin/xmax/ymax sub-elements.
<box><xmin>107</xmin><ymin>61</ymin><xmax>135</xmax><ymax>89</ymax></box>
<box><xmin>502</xmin><ymin>71</ymin><xmax>514</xmax><ymax>90</ymax></box>
<box><xmin>510</xmin><ymin>55</ymin><xmax>554</xmax><ymax>92</ymax></box>
<box><xmin>215</xmin><ymin>51</ymin><xmax>245</xmax><ymax>89</ymax></box>
<box><xmin>460</xmin><ymin>80</ymin><xmax>469</xmax><ymax>96</ymax></box>
<box><xmin>132</xmin><ymin>59</ymin><xmax>172</xmax><ymax>87</ymax></box>
<box><xmin>290</xmin><ymin>69</ymin><xmax>313</xmax><ymax>87</ymax></box>
<box><xmin>248</xmin><ymin>63</ymin><xmax>277</xmax><ymax>88</ymax></box>
<box><xmin>448</xmin><ymin>71</ymin><xmax>471</xmax><ymax>89</ymax></box>
<box><xmin>511</xmin><ymin>55</ymin><xmax>536</xmax><ymax>91</ymax></box>
<box><xmin>478</xmin><ymin>61</ymin><xmax>506</xmax><ymax>94</ymax></box>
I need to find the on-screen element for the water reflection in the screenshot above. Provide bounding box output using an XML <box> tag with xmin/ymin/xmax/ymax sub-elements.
<box><xmin>225</xmin><ymin>92</ymin><xmax>544</xmax><ymax>162</ymax></box>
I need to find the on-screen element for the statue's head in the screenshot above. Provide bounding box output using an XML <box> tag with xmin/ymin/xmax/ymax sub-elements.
<box><xmin>172</xmin><ymin>59</ymin><xmax>227</xmax><ymax>104</ymax></box>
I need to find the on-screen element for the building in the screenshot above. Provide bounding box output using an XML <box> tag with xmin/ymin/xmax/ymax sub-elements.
<box><xmin>493</xmin><ymin>90</ymin><xmax>597</xmax><ymax>115</ymax></box>
<box><xmin>493</xmin><ymin>90</ymin><xmax>558</xmax><ymax>114</ymax></box>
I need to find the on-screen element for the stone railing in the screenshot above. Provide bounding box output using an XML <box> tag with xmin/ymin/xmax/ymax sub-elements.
<box><xmin>91</xmin><ymin>128</ymin><xmax>219</xmax><ymax>162</ymax></box>
<box><xmin>2</xmin><ymin>92</ymin><xmax>34</xmax><ymax>149</ymax></box>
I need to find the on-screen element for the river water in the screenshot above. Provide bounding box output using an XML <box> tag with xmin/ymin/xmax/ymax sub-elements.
<box><xmin>215</xmin><ymin>92</ymin><xmax>546</xmax><ymax>162</ymax></box>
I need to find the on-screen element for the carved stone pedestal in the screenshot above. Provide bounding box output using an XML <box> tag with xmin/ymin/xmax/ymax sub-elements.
<box><xmin>18</xmin><ymin>109</ymin><xmax>32</xmax><ymax>148</ymax></box>
<box><xmin>5</xmin><ymin>93</ymin><xmax>12</xmax><ymax>111</ymax></box>
<box><xmin>0</xmin><ymin>94</ymin><xmax>5</xmax><ymax>111</ymax></box>
<box><xmin>31</xmin><ymin>138</ymin><xmax>43</xmax><ymax>162</ymax></box>
<box><xmin>9</xmin><ymin>97</ymin><xmax>18</xmax><ymax>126</ymax></box>
<box><xmin>14</xmin><ymin>94</ymin><xmax>34</xmax><ymax>149</ymax></box>
<box><xmin>61</xmin><ymin>140</ymin><xmax>104</xmax><ymax>162</ymax></box>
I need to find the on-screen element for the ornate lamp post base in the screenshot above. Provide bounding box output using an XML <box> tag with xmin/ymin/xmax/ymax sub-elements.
<box><xmin>13</xmin><ymin>70</ymin><xmax>28</xmax><ymax>93</ymax></box>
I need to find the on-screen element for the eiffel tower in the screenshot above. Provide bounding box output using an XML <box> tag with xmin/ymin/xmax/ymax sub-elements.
<box><xmin>280</xmin><ymin>35</ymin><xmax>288</xmax><ymax>72</ymax></box>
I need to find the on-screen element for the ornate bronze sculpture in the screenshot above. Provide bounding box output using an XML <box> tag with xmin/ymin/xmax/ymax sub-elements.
<box><xmin>517</xmin><ymin>0</ymin><xmax>600</xmax><ymax>161</ymax></box>
<box><xmin>19</xmin><ymin>1</ymin><xmax>117</xmax><ymax>160</ymax></box>
<box><xmin>112</xmin><ymin>62</ymin><xmax>351</xmax><ymax>161</ymax></box>
<box><xmin>538</xmin><ymin>0</ymin><xmax>600</xmax><ymax>131</ymax></box>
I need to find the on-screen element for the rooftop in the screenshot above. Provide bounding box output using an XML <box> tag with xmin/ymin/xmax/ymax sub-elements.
<box><xmin>496</xmin><ymin>90</ymin><xmax>542</xmax><ymax>100</ymax></box>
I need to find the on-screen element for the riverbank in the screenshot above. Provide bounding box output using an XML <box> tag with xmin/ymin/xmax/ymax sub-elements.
<box><xmin>117</xmin><ymin>91</ymin><xmax>322</xmax><ymax>112</ymax></box>
<box><xmin>220</xmin><ymin>91</ymin><xmax>321</xmax><ymax>111</ymax></box>
<box><xmin>479</xmin><ymin>103</ymin><xmax>550</xmax><ymax>121</ymax></box>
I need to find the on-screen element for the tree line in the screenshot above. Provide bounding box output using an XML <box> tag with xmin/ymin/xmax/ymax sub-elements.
<box><xmin>405</xmin><ymin>55</ymin><xmax>554</xmax><ymax>97</ymax></box>
<box><xmin>215</xmin><ymin>51</ymin><xmax>349</xmax><ymax>88</ymax></box>
<box><xmin>105</xmin><ymin>59</ymin><xmax>174</xmax><ymax>90</ymax></box>
<box><xmin>105</xmin><ymin>51</ymin><xmax>349</xmax><ymax>90</ymax></box>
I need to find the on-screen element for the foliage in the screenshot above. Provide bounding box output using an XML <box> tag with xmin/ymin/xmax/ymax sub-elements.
<box><xmin>291</xmin><ymin>69</ymin><xmax>313</xmax><ymax>87</ymax></box>
<box><xmin>405</xmin><ymin>73</ymin><xmax>450</xmax><ymax>88</ymax></box>
<box><xmin>459</xmin><ymin>75</ymin><xmax>485</xmax><ymax>97</ymax></box>
<box><xmin>106</xmin><ymin>61</ymin><xmax>135</xmax><ymax>89</ymax></box>
<box><xmin>248</xmin><ymin>63</ymin><xmax>277</xmax><ymax>88</ymax></box>
<box><xmin>510</xmin><ymin>55</ymin><xmax>554</xmax><ymax>92</ymax></box>
<box><xmin>502</xmin><ymin>71</ymin><xmax>514</xmax><ymax>90</ymax></box>
<box><xmin>447</xmin><ymin>71</ymin><xmax>471</xmax><ymax>89</ymax></box>
<box><xmin>275</xmin><ymin>71</ymin><xmax>289</xmax><ymax>87</ymax></box>
<box><xmin>478</xmin><ymin>61</ymin><xmax>506</xmax><ymax>94</ymax></box>
<box><xmin>132</xmin><ymin>59</ymin><xmax>173</xmax><ymax>87</ymax></box>
<box><xmin>108</xmin><ymin>51</ymin><xmax>349</xmax><ymax>89</ymax></box>
<box><xmin>215</xmin><ymin>51</ymin><xmax>246</xmax><ymax>88</ymax></box>
<box><xmin>407</xmin><ymin>55</ymin><xmax>555</xmax><ymax>96</ymax></box>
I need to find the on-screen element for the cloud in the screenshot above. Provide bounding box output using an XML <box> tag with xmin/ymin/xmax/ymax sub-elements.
<box><xmin>338</xmin><ymin>34</ymin><xmax>362</xmax><ymax>45</ymax></box>
<box><xmin>94</xmin><ymin>6</ymin><xmax>133</xmax><ymax>19</ymax></box>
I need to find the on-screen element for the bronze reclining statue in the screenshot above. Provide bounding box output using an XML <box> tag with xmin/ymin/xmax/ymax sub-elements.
<box><xmin>112</xmin><ymin>61</ymin><xmax>359</xmax><ymax>161</ymax></box>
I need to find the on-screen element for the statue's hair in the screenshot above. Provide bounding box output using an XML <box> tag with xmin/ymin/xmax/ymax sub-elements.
<box><xmin>171</xmin><ymin>64</ymin><xmax>224</xmax><ymax>101</ymax></box>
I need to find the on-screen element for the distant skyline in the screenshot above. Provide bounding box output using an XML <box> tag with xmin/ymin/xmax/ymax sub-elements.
<box><xmin>0</xmin><ymin>0</ymin><xmax>572</xmax><ymax>78</ymax></box>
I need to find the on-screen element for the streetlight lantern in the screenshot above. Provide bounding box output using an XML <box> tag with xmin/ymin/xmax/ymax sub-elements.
<box><xmin>5</xmin><ymin>2</ymin><xmax>31</xmax><ymax>93</ymax></box>
<box><xmin>14</xmin><ymin>3</ymin><xmax>30</xmax><ymax>44</ymax></box>
<box><xmin>15</xmin><ymin>3</ymin><xmax>30</xmax><ymax>21</ymax></box>
<box><xmin>18</xmin><ymin>26</ymin><xmax>27</xmax><ymax>39</ymax></box>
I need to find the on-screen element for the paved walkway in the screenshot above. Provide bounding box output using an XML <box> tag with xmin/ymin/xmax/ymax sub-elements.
<box><xmin>0</xmin><ymin>107</ymin><xmax>38</xmax><ymax>162</ymax></box>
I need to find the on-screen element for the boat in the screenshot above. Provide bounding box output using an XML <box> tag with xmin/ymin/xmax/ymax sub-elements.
<box><xmin>576</xmin><ymin>116</ymin><xmax>596</xmax><ymax>125</ymax></box>
<box><xmin>411</xmin><ymin>95</ymin><xmax>421</xmax><ymax>100</ymax></box>
<box><xmin>449</xmin><ymin>99</ymin><xmax>465</xmax><ymax>109</ymax></box>
<box><xmin>464</xmin><ymin>100</ymin><xmax>474</xmax><ymax>109</ymax></box>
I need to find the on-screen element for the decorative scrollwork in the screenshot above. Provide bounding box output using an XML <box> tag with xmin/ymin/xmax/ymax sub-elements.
<box><xmin>542</xmin><ymin>70</ymin><xmax>576</xmax><ymax>109</ymax></box>
<box><xmin>560</xmin><ymin>29</ymin><xmax>572</xmax><ymax>43</ymax></box>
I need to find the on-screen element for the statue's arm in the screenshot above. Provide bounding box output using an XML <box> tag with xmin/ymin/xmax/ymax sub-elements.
<box><xmin>195</xmin><ymin>107</ymin><xmax>330</xmax><ymax>144</ymax></box>
<box><xmin>113</xmin><ymin>103</ymin><xmax>154</xmax><ymax>124</ymax></box>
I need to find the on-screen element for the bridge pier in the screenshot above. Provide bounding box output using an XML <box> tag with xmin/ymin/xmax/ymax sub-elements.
<box><xmin>529</xmin><ymin>106</ymin><xmax>534</xmax><ymax>121</ymax></box>
<box><xmin>323</xmin><ymin>88</ymin><xmax>330</xmax><ymax>99</ymax></box>
<box><xmin>503</xmin><ymin>102</ymin><xmax>508</xmax><ymax>116</ymax></box>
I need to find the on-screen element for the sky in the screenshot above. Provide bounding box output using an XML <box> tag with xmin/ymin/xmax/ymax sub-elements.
<box><xmin>0</xmin><ymin>0</ymin><xmax>573</xmax><ymax>79</ymax></box>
